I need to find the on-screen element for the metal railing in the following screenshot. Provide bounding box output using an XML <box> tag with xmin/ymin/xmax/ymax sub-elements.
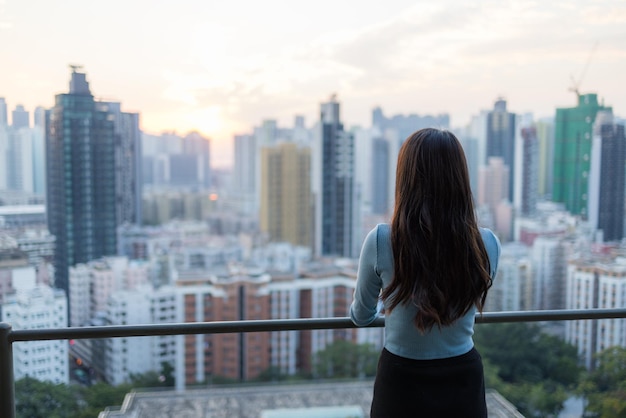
<box><xmin>2</xmin><ymin>308</ymin><xmax>626</xmax><ymax>418</ymax></box>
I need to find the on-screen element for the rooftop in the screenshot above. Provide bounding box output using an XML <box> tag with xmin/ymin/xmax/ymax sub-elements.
<box><xmin>98</xmin><ymin>381</ymin><xmax>524</xmax><ymax>418</ymax></box>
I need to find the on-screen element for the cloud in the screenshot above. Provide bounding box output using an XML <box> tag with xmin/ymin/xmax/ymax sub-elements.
<box><xmin>153</xmin><ymin>0</ymin><xmax>626</xmax><ymax>138</ymax></box>
<box><xmin>329</xmin><ymin>2</ymin><xmax>480</xmax><ymax>70</ymax></box>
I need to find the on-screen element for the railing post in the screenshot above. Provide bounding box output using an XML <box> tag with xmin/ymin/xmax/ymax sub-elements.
<box><xmin>0</xmin><ymin>323</ymin><xmax>15</xmax><ymax>418</ymax></box>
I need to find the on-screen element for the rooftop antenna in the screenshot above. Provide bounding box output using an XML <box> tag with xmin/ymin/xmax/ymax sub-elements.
<box><xmin>69</xmin><ymin>64</ymin><xmax>83</xmax><ymax>73</ymax></box>
<box><xmin>568</xmin><ymin>42</ymin><xmax>598</xmax><ymax>98</ymax></box>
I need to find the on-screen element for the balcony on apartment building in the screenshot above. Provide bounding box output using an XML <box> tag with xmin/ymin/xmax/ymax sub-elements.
<box><xmin>1</xmin><ymin>308</ymin><xmax>626</xmax><ymax>418</ymax></box>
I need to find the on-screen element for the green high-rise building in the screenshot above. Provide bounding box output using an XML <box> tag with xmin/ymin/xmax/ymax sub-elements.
<box><xmin>552</xmin><ymin>93</ymin><xmax>611</xmax><ymax>217</ymax></box>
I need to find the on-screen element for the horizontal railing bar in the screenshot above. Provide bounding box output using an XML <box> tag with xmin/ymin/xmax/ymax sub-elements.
<box><xmin>475</xmin><ymin>308</ymin><xmax>626</xmax><ymax>323</ymax></box>
<box><xmin>7</xmin><ymin>308</ymin><xmax>626</xmax><ymax>343</ymax></box>
<box><xmin>10</xmin><ymin>317</ymin><xmax>383</xmax><ymax>342</ymax></box>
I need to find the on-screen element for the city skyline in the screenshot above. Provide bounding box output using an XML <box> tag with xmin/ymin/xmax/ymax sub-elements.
<box><xmin>1</xmin><ymin>0</ymin><xmax>626</xmax><ymax>167</ymax></box>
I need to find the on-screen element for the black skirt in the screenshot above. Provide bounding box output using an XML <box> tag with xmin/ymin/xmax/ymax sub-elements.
<box><xmin>370</xmin><ymin>347</ymin><xmax>487</xmax><ymax>418</ymax></box>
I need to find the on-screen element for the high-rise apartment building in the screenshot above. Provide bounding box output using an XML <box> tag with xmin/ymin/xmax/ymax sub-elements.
<box><xmin>519</xmin><ymin>126</ymin><xmax>539</xmax><ymax>216</ymax></box>
<box><xmin>351</xmin><ymin>126</ymin><xmax>393</xmax><ymax>246</ymax></box>
<box><xmin>233</xmin><ymin>134</ymin><xmax>257</xmax><ymax>214</ymax></box>
<box><xmin>96</xmin><ymin>101</ymin><xmax>142</xmax><ymax>225</ymax></box>
<box><xmin>69</xmin><ymin>256</ymin><xmax>150</xmax><ymax>327</ymax></box>
<box><xmin>531</xmin><ymin>236</ymin><xmax>568</xmax><ymax>310</ymax></box>
<box><xmin>260</xmin><ymin>142</ymin><xmax>312</xmax><ymax>247</ymax></box>
<box><xmin>459</xmin><ymin>136</ymin><xmax>480</xmax><ymax>197</ymax></box>
<box><xmin>12</xmin><ymin>228</ymin><xmax>55</xmax><ymax>268</ymax></box>
<box><xmin>233</xmin><ymin>135</ymin><xmax>256</xmax><ymax>194</ymax></box>
<box><xmin>0</xmin><ymin>249</ymin><xmax>29</xmax><ymax>304</ymax></box>
<box><xmin>255</xmin><ymin>119</ymin><xmax>279</xmax><ymax>147</ymax></box>
<box><xmin>553</xmin><ymin>93</ymin><xmax>612</xmax><ymax>217</ymax></box>
<box><xmin>11</xmin><ymin>104</ymin><xmax>29</xmax><ymax>129</ymax></box>
<box><xmin>485</xmin><ymin>243</ymin><xmax>530</xmax><ymax>312</ymax></box>
<box><xmin>0</xmin><ymin>267</ymin><xmax>68</xmax><ymax>384</ymax></box>
<box><xmin>176</xmin><ymin>274</ymin><xmax>271</xmax><ymax>386</ymax></box>
<box><xmin>5</xmin><ymin>127</ymin><xmax>34</xmax><ymax>193</ymax></box>
<box><xmin>0</xmin><ymin>123</ymin><xmax>6</xmax><ymax>191</ymax></box>
<box><xmin>486</xmin><ymin>99</ymin><xmax>516</xmax><ymax>202</ymax></box>
<box><xmin>33</xmin><ymin>106</ymin><xmax>45</xmax><ymax>128</ymax></box>
<box><xmin>461</xmin><ymin>110</ymin><xmax>489</xmax><ymax>196</ymax></box>
<box><xmin>173</xmin><ymin>267</ymin><xmax>367</xmax><ymax>388</ymax></box>
<box><xmin>318</xmin><ymin>96</ymin><xmax>356</xmax><ymax>257</ymax></box>
<box><xmin>588</xmin><ymin>111</ymin><xmax>625</xmax><ymax>242</ymax></box>
<box><xmin>478</xmin><ymin>157</ymin><xmax>512</xmax><ymax>240</ymax></box>
<box><xmin>535</xmin><ymin>118</ymin><xmax>555</xmax><ymax>198</ymax></box>
<box><xmin>46</xmin><ymin>68</ymin><xmax>141</xmax><ymax>295</ymax></box>
<box><xmin>32</xmin><ymin>124</ymin><xmax>46</xmax><ymax>196</ymax></box>
<box><xmin>68</xmin><ymin>256</ymin><xmax>164</xmax><ymax>383</ymax></box>
<box><xmin>182</xmin><ymin>131</ymin><xmax>211</xmax><ymax>189</ymax></box>
<box><xmin>370</xmin><ymin>107</ymin><xmax>448</xmax><ymax>209</ymax></box>
<box><xmin>0</xmin><ymin>102</ymin><xmax>46</xmax><ymax>197</ymax></box>
<box><xmin>141</xmin><ymin>131</ymin><xmax>210</xmax><ymax>192</ymax></box>
<box><xmin>292</xmin><ymin>115</ymin><xmax>311</xmax><ymax>145</ymax></box>
<box><xmin>372</xmin><ymin>107</ymin><xmax>450</xmax><ymax>143</ymax></box>
<box><xmin>566</xmin><ymin>257</ymin><xmax>626</xmax><ymax>369</ymax></box>
<box><xmin>0</xmin><ymin>97</ymin><xmax>7</xmax><ymax>126</ymax></box>
<box><xmin>104</xmin><ymin>286</ymin><xmax>178</xmax><ymax>385</ymax></box>
<box><xmin>0</xmin><ymin>100</ymin><xmax>39</xmax><ymax>194</ymax></box>
<box><xmin>292</xmin><ymin>272</ymin><xmax>361</xmax><ymax>374</ymax></box>
<box><xmin>371</xmin><ymin>137</ymin><xmax>390</xmax><ymax>215</ymax></box>
<box><xmin>66</xmin><ymin>227</ymin><xmax>379</xmax><ymax>388</ymax></box>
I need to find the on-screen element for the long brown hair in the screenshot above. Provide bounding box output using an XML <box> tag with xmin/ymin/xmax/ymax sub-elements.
<box><xmin>381</xmin><ymin>128</ymin><xmax>492</xmax><ymax>332</ymax></box>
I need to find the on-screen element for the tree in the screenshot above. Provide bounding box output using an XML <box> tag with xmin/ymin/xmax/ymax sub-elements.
<box><xmin>15</xmin><ymin>363</ymin><xmax>178</xmax><ymax>418</ymax></box>
<box><xmin>491</xmin><ymin>381</ymin><xmax>569</xmax><ymax>418</ymax></box>
<box><xmin>314</xmin><ymin>340</ymin><xmax>379</xmax><ymax>379</ymax></box>
<box><xmin>73</xmin><ymin>382</ymin><xmax>132</xmax><ymax>418</ymax></box>
<box><xmin>15</xmin><ymin>377</ymin><xmax>80</xmax><ymax>418</ymax></box>
<box><xmin>475</xmin><ymin>322</ymin><xmax>581</xmax><ymax>386</ymax></box>
<box><xmin>127</xmin><ymin>361</ymin><xmax>175</xmax><ymax>388</ymax></box>
<box><xmin>578</xmin><ymin>346</ymin><xmax>626</xmax><ymax>418</ymax></box>
<box><xmin>474</xmin><ymin>322</ymin><xmax>582</xmax><ymax>418</ymax></box>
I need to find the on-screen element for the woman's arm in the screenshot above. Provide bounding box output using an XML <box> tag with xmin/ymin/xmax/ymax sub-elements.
<box><xmin>350</xmin><ymin>226</ymin><xmax>383</xmax><ymax>326</ymax></box>
<box><xmin>480</xmin><ymin>228</ymin><xmax>502</xmax><ymax>278</ymax></box>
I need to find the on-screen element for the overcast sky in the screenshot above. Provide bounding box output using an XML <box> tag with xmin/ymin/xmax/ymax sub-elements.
<box><xmin>1</xmin><ymin>0</ymin><xmax>625</xmax><ymax>166</ymax></box>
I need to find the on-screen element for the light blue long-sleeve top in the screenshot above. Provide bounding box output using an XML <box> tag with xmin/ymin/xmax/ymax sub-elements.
<box><xmin>350</xmin><ymin>223</ymin><xmax>501</xmax><ymax>360</ymax></box>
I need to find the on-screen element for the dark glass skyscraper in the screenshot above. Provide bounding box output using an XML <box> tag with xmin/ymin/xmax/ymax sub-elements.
<box><xmin>320</xmin><ymin>97</ymin><xmax>355</xmax><ymax>257</ymax></box>
<box><xmin>96</xmin><ymin>101</ymin><xmax>142</xmax><ymax>226</ymax></box>
<box><xmin>486</xmin><ymin>99</ymin><xmax>516</xmax><ymax>202</ymax></box>
<box><xmin>588</xmin><ymin>111</ymin><xmax>625</xmax><ymax>242</ymax></box>
<box><xmin>520</xmin><ymin>126</ymin><xmax>539</xmax><ymax>216</ymax></box>
<box><xmin>46</xmin><ymin>69</ymin><xmax>141</xmax><ymax>294</ymax></box>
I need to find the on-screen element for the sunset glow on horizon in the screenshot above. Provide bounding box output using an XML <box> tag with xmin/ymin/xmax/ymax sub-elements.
<box><xmin>1</xmin><ymin>0</ymin><xmax>625</xmax><ymax>167</ymax></box>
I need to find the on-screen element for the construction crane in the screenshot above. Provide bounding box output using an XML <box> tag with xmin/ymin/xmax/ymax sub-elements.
<box><xmin>69</xmin><ymin>64</ymin><xmax>83</xmax><ymax>73</ymax></box>
<box><xmin>568</xmin><ymin>42</ymin><xmax>598</xmax><ymax>98</ymax></box>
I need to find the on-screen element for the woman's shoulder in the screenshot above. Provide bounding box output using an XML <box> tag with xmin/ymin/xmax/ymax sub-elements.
<box><xmin>376</xmin><ymin>223</ymin><xmax>391</xmax><ymax>236</ymax></box>
<box><xmin>363</xmin><ymin>223</ymin><xmax>391</xmax><ymax>254</ymax></box>
<box><xmin>479</xmin><ymin>227</ymin><xmax>501</xmax><ymax>275</ymax></box>
<box><xmin>364</xmin><ymin>223</ymin><xmax>391</xmax><ymax>240</ymax></box>
<box><xmin>373</xmin><ymin>223</ymin><xmax>392</xmax><ymax>246</ymax></box>
<box><xmin>479</xmin><ymin>228</ymin><xmax>501</xmax><ymax>253</ymax></box>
